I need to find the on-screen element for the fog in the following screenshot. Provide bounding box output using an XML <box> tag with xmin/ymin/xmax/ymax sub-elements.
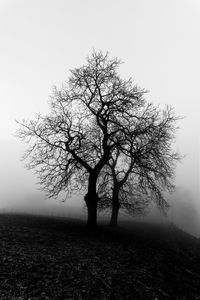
<box><xmin>0</xmin><ymin>0</ymin><xmax>199</xmax><ymax>235</ymax></box>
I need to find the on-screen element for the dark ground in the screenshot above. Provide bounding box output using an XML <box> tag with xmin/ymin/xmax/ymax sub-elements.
<box><xmin>0</xmin><ymin>213</ymin><xmax>200</xmax><ymax>299</ymax></box>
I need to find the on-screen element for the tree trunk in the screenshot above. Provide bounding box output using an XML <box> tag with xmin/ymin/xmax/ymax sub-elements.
<box><xmin>84</xmin><ymin>173</ymin><xmax>98</xmax><ymax>229</ymax></box>
<box><xmin>109</xmin><ymin>187</ymin><xmax>120</xmax><ymax>227</ymax></box>
<box><xmin>85</xmin><ymin>193</ymin><xmax>98</xmax><ymax>229</ymax></box>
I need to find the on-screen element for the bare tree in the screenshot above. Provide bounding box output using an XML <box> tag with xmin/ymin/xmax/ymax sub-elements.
<box><xmin>98</xmin><ymin>164</ymin><xmax>151</xmax><ymax>227</ymax></box>
<box><xmin>17</xmin><ymin>50</ymin><xmax>149</xmax><ymax>228</ymax></box>
<box><xmin>98</xmin><ymin>106</ymin><xmax>180</xmax><ymax>227</ymax></box>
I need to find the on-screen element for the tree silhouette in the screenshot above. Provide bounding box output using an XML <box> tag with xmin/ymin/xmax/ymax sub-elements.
<box><xmin>17</xmin><ymin>50</ymin><xmax>150</xmax><ymax>228</ymax></box>
<box><xmin>97</xmin><ymin>163</ymin><xmax>152</xmax><ymax>227</ymax></box>
<box><xmin>97</xmin><ymin>106</ymin><xmax>180</xmax><ymax>226</ymax></box>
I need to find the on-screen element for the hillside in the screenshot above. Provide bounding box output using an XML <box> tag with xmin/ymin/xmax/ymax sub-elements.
<box><xmin>0</xmin><ymin>213</ymin><xmax>200</xmax><ymax>299</ymax></box>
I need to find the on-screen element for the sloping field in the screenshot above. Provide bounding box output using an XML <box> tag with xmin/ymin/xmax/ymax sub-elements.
<box><xmin>0</xmin><ymin>213</ymin><xmax>199</xmax><ymax>299</ymax></box>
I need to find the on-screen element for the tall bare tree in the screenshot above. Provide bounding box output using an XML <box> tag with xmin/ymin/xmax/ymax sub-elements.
<box><xmin>17</xmin><ymin>50</ymin><xmax>148</xmax><ymax>228</ymax></box>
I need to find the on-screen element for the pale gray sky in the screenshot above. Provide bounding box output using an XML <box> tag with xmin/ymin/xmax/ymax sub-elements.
<box><xmin>0</xmin><ymin>0</ymin><xmax>199</xmax><ymax>214</ymax></box>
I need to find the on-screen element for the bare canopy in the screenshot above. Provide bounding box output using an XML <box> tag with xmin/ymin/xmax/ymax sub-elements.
<box><xmin>17</xmin><ymin>50</ymin><xmax>180</xmax><ymax>228</ymax></box>
<box><xmin>98</xmin><ymin>105</ymin><xmax>180</xmax><ymax>226</ymax></box>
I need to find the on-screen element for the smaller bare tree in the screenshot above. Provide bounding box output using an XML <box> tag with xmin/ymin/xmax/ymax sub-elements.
<box><xmin>97</xmin><ymin>105</ymin><xmax>180</xmax><ymax>227</ymax></box>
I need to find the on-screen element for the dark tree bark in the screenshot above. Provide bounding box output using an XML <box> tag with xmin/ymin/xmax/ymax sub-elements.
<box><xmin>85</xmin><ymin>194</ymin><xmax>98</xmax><ymax>228</ymax></box>
<box><xmin>109</xmin><ymin>187</ymin><xmax>120</xmax><ymax>227</ymax></box>
<box><xmin>84</xmin><ymin>173</ymin><xmax>99</xmax><ymax>228</ymax></box>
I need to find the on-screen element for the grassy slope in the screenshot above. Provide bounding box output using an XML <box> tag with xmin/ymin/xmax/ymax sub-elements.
<box><xmin>0</xmin><ymin>213</ymin><xmax>200</xmax><ymax>299</ymax></box>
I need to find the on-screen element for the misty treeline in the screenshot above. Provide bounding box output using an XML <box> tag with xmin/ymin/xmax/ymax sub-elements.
<box><xmin>17</xmin><ymin>51</ymin><xmax>180</xmax><ymax>228</ymax></box>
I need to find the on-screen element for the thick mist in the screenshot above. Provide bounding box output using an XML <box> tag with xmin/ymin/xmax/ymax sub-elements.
<box><xmin>0</xmin><ymin>0</ymin><xmax>199</xmax><ymax>236</ymax></box>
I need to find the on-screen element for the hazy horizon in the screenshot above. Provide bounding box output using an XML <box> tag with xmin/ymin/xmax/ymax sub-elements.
<box><xmin>0</xmin><ymin>0</ymin><xmax>199</xmax><ymax>235</ymax></box>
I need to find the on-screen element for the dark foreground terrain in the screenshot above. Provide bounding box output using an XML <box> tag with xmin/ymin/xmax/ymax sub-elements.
<box><xmin>0</xmin><ymin>214</ymin><xmax>200</xmax><ymax>299</ymax></box>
